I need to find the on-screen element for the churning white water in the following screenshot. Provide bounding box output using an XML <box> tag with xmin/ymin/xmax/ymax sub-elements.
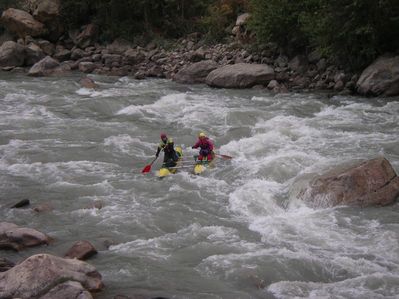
<box><xmin>0</xmin><ymin>73</ymin><xmax>398</xmax><ymax>299</ymax></box>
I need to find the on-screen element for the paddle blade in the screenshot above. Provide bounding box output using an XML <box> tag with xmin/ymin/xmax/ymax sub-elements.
<box><xmin>218</xmin><ymin>154</ymin><xmax>233</xmax><ymax>160</ymax></box>
<box><xmin>141</xmin><ymin>164</ymin><xmax>152</xmax><ymax>174</ymax></box>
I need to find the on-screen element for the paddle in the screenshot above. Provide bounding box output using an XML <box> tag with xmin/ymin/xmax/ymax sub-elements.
<box><xmin>215</xmin><ymin>153</ymin><xmax>233</xmax><ymax>160</ymax></box>
<box><xmin>141</xmin><ymin>156</ymin><xmax>158</xmax><ymax>174</ymax></box>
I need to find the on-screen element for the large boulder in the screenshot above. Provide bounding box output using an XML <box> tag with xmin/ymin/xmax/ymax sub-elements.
<box><xmin>0</xmin><ymin>258</ymin><xmax>15</xmax><ymax>272</ymax></box>
<box><xmin>0</xmin><ymin>253</ymin><xmax>103</xmax><ymax>298</ymax></box>
<box><xmin>39</xmin><ymin>281</ymin><xmax>93</xmax><ymax>299</ymax></box>
<box><xmin>0</xmin><ymin>8</ymin><xmax>46</xmax><ymax>38</ymax></box>
<box><xmin>206</xmin><ymin>63</ymin><xmax>274</xmax><ymax>88</ymax></box>
<box><xmin>0</xmin><ymin>222</ymin><xmax>50</xmax><ymax>251</ymax></box>
<box><xmin>28</xmin><ymin>55</ymin><xmax>60</xmax><ymax>76</ymax></box>
<box><xmin>356</xmin><ymin>55</ymin><xmax>399</xmax><ymax>96</ymax></box>
<box><xmin>298</xmin><ymin>157</ymin><xmax>399</xmax><ymax>207</ymax></box>
<box><xmin>0</xmin><ymin>41</ymin><xmax>26</xmax><ymax>67</ymax></box>
<box><xmin>32</xmin><ymin>0</ymin><xmax>61</xmax><ymax>23</ymax></box>
<box><xmin>174</xmin><ymin>60</ymin><xmax>219</xmax><ymax>84</ymax></box>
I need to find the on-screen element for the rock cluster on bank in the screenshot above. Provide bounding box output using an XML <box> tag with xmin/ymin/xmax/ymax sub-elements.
<box><xmin>0</xmin><ymin>5</ymin><xmax>398</xmax><ymax>96</ymax></box>
<box><xmin>0</xmin><ymin>221</ymin><xmax>104</xmax><ymax>298</ymax></box>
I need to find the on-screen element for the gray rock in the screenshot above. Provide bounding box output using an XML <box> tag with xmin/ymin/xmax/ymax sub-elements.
<box><xmin>0</xmin><ymin>258</ymin><xmax>15</xmax><ymax>272</ymax></box>
<box><xmin>25</xmin><ymin>43</ymin><xmax>46</xmax><ymax>66</ymax></box>
<box><xmin>71</xmin><ymin>48</ymin><xmax>87</xmax><ymax>60</ymax></box>
<box><xmin>28</xmin><ymin>55</ymin><xmax>60</xmax><ymax>76</ymax></box>
<box><xmin>39</xmin><ymin>281</ymin><xmax>93</xmax><ymax>299</ymax></box>
<box><xmin>65</xmin><ymin>240</ymin><xmax>98</xmax><ymax>261</ymax></box>
<box><xmin>356</xmin><ymin>55</ymin><xmax>399</xmax><ymax>96</ymax></box>
<box><xmin>32</xmin><ymin>0</ymin><xmax>61</xmax><ymax>23</ymax></box>
<box><xmin>288</xmin><ymin>55</ymin><xmax>308</xmax><ymax>73</ymax></box>
<box><xmin>80</xmin><ymin>77</ymin><xmax>97</xmax><ymax>89</ymax></box>
<box><xmin>11</xmin><ymin>199</ymin><xmax>30</xmax><ymax>209</ymax></box>
<box><xmin>36</xmin><ymin>39</ymin><xmax>55</xmax><ymax>56</ymax></box>
<box><xmin>1</xmin><ymin>8</ymin><xmax>46</xmax><ymax>38</ymax></box>
<box><xmin>0</xmin><ymin>253</ymin><xmax>103</xmax><ymax>298</ymax></box>
<box><xmin>0</xmin><ymin>222</ymin><xmax>50</xmax><ymax>251</ymax></box>
<box><xmin>53</xmin><ymin>47</ymin><xmax>71</xmax><ymax>61</ymax></box>
<box><xmin>298</xmin><ymin>157</ymin><xmax>399</xmax><ymax>208</ymax></box>
<box><xmin>174</xmin><ymin>60</ymin><xmax>218</xmax><ymax>84</ymax></box>
<box><xmin>0</xmin><ymin>41</ymin><xmax>26</xmax><ymax>67</ymax></box>
<box><xmin>124</xmin><ymin>48</ymin><xmax>145</xmax><ymax>64</ymax></box>
<box><xmin>206</xmin><ymin>63</ymin><xmax>274</xmax><ymax>88</ymax></box>
<box><xmin>79</xmin><ymin>62</ymin><xmax>96</xmax><ymax>73</ymax></box>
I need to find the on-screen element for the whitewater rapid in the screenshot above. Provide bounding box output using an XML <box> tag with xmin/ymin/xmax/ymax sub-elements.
<box><xmin>0</xmin><ymin>73</ymin><xmax>398</xmax><ymax>298</ymax></box>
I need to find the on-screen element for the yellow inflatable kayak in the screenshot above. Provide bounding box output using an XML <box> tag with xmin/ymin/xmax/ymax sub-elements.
<box><xmin>193</xmin><ymin>152</ymin><xmax>215</xmax><ymax>175</ymax></box>
<box><xmin>156</xmin><ymin>146</ymin><xmax>183</xmax><ymax>178</ymax></box>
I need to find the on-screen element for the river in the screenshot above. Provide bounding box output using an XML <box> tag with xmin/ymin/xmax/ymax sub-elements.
<box><xmin>0</xmin><ymin>73</ymin><xmax>398</xmax><ymax>299</ymax></box>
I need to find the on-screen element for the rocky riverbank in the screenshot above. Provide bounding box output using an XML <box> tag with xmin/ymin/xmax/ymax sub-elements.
<box><xmin>1</xmin><ymin>5</ymin><xmax>399</xmax><ymax>96</ymax></box>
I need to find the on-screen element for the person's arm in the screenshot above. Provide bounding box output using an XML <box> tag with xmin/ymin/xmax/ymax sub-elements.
<box><xmin>192</xmin><ymin>140</ymin><xmax>200</xmax><ymax>149</ymax></box>
<box><xmin>208</xmin><ymin>139</ymin><xmax>214</xmax><ymax>151</ymax></box>
<box><xmin>155</xmin><ymin>146</ymin><xmax>161</xmax><ymax>157</ymax></box>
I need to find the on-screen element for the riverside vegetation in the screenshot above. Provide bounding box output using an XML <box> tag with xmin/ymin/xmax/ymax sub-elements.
<box><xmin>0</xmin><ymin>0</ymin><xmax>398</xmax><ymax>96</ymax></box>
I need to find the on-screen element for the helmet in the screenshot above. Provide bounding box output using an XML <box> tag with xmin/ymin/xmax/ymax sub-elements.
<box><xmin>199</xmin><ymin>132</ymin><xmax>206</xmax><ymax>138</ymax></box>
<box><xmin>167</xmin><ymin>138</ymin><xmax>173</xmax><ymax>144</ymax></box>
<box><xmin>160</xmin><ymin>133</ymin><xmax>167</xmax><ymax>139</ymax></box>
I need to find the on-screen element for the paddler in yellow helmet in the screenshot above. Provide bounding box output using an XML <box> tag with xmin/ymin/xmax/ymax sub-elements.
<box><xmin>192</xmin><ymin>132</ymin><xmax>214</xmax><ymax>161</ymax></box>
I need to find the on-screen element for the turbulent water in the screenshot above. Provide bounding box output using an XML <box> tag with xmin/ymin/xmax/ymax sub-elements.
<box><xmin>1</xmin><ymin>72</ymin><xmax>398</xmax><ymax>299</ymax></box>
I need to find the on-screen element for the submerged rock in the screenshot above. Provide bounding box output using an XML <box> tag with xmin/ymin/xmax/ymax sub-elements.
<box><xmin>206</xmin><ymin>63</ymin><xmax>274</xmax><ymax>88</ymax></box>
<box><xmin>10</xmin><ymin>199</ymin><xmax>30</xmax><ymax>208</ymax></box>
<box><xmin>0</xmin><ymin>222</ymin><xmax>50</xmax><ymax>251</ymax></box>
<box><xmin>298</xmin><ymin>157</ymin><xmax>399</xmax><ymax>207</ymax></box>
<box><xmin>0</xmin><ymin>253</ymin><xmax>103</xmax><ymax>298</ymax></box>
<box><xmin>80</xmin><ymin>76</ymin><xmax>97</xmax><ymax>89</ymax></box>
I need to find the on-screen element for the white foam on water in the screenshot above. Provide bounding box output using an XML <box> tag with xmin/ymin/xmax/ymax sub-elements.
<box><xmin>103</xmin><ymin>134</ymin><xmax>154</xmax><ymax>156</ymax></box>
<box><xmin>267</xmin><ymin>273</ymin><xmax>399</xmax><ymax>299</ymax></box>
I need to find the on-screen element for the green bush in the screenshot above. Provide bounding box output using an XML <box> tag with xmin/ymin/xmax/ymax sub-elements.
<box><xmin>250</xmin><ymin>0</ymin><xmax>399</xmax><ymax>70</ymax></box>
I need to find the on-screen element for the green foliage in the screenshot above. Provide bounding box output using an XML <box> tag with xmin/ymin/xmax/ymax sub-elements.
<box><xmin>250</xmin><ymin>0</ymin><xmax>399</xmax><ymax>70</ymax></box>
<box><xmin>250</xmin><ymin>0</ymin><xmax>315</xmax><ymax>51</ymax></box>
<box><xmin>60</xmin><ymin>0</ymin><xmax>216</xmax><ymax>42</ymax></box>
<box><xmin>305</xmin><ymin>0</ymin><xmax>399</xmax><ymax>69</ymax></box>
<box><xmin>201</xmin><ymin>0</ymin><xmax>250</xmax><ymax>42</ymax></box>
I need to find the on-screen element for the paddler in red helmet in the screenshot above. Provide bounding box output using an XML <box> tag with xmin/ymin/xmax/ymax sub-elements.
<box><xmin>155</xmin><ymin>133</ymin><xmax>179</xmax><ymax>167</ymax></box>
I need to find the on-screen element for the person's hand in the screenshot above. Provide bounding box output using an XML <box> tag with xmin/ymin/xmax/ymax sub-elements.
<box><xmin>192</xmin><ymin>146</ymin><xmax>195</xmax><ymax>149</ymax></box>
<box><xmin>155</xmin><ymin>153</ymin><xmax>159</xmax><ymax>158</ymax></box>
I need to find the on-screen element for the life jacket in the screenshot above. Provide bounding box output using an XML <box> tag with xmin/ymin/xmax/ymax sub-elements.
<box><xmin>193</xmin><ymin>137</ymin><xmax>214</xmax><ymax>151</ymax></box>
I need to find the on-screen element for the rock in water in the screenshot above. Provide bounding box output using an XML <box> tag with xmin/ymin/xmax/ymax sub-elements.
<box><xmin>298</xmin><ymin>157</ymin><xmax>399</xmax><ymax>207</ymax></box>
<box><xmin>11</xmin><ymin>199</ymin><xmax>30</xmax><ymax>208</ymax></box>
<box><xmin>0</xmin><ymin>222</ymin><xmax>50</xmax><ymax>251</ymax></box>
<box><xmin>65</xmin><ymin>240</ymin><xmax>98</xmax><ymax>260</ymax></box>
<box><xmin>0</xmin><ymin>253</ymin><xmax>103</xmax><ymax>298</ymax></box>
